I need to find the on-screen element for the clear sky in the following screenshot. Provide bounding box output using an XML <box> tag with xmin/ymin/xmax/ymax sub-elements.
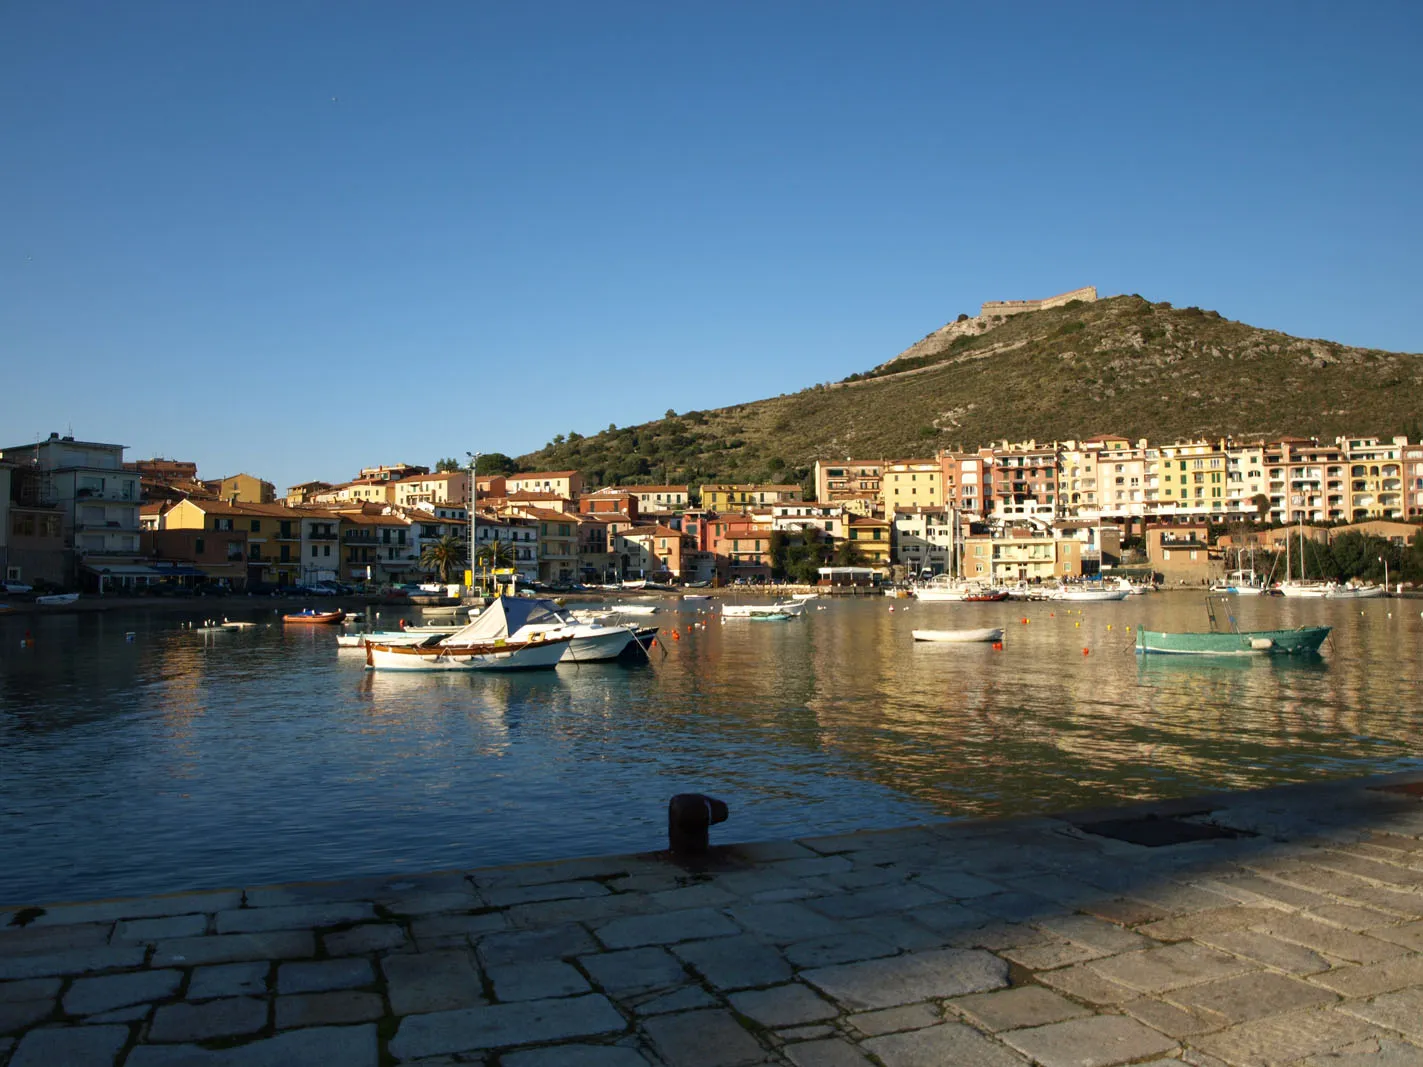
<box><xmin>4</xmin><ymin>2</ymin><xmax>1421</xmax><ymax>492</ymax></box>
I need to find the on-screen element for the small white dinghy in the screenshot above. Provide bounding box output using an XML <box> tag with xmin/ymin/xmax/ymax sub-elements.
<box><xmin>912</xmin><ymin>627</ymin><xmax>1004</xmax><ymax>644</ymax></box>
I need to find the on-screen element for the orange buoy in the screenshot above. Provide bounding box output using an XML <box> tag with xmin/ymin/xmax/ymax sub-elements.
<box><xmin>1020</xmin><ymin>617</ymin><xmax>1028</xmax><ymax>624</ymax></box>
<box><xmin>672</xmin><ymin>631</ymin><xmax>680</xmax><ymax>641</ymax></box>
<box><xmin>1082</xmin><ymin>647</ymin><xmax>1090</xmax><ymax>655</ymax></box>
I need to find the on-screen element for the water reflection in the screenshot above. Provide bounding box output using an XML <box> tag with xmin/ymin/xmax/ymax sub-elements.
<box><xmin>1</xmin><ymin>595</ymin><xmax>1421</xmax><ymax>904</ymax></box>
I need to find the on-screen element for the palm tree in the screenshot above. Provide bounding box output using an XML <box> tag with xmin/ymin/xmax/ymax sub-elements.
<box><xmin>475</xmin><ymin>540</ymin><xmax>516</xmax><ymax>571</ymax></box>
<box><xmin>420</xmin><ymin>534</ymin><xmax>467</xmax><ymax>584</ymax></box>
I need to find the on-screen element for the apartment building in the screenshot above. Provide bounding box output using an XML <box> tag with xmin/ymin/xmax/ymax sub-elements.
<box><xmin>880</xmin><ymin>460</ymin><xmax>943</xmax><ymax>514</ymax></box>
<box><xmin>392</xmin><ymin>471</ymin><xmax>469</xmax><ymax>510</ymax></box>
<box><xmin>989</xmin><ymin>440</ymin><xmax>1060</xmax><ymax>523</ymax></box>
<box><xmin>0</xmin><ymin>433</ymin><xmax>145</xmax><ymax>590</ymax></box>
<box><xmin>1406</xmin><ymin>443</ymin><xmax>1423</xmax><ymax>518</ymax></box>
<box><xmin>506</xmin><ymin>470</ymin><xmax>583</xmax><ymax>501</ymax></box>
<box><xmin>891</xmin><ymin>506</ymin><xmax>955</xmax><ymax>576</ymax></box>
<box><xmin>1341</xmin><ymin>436</ymin><xmax>1407</xmax><ymax>520</ymax></box>
<box><xmin>701</xmin><ymin>484</ymin><xmax>802</xmax><ymax>510</ymax></box>
<box><xmin>813</xmin><ymin>460</ymin><xmax>882</xmax><ymax>504</ymax></box>
<box><xmin>940</xmin><ymin>450</ymin><xmax>993</xmax><ymax>517</ymax></box>
<box><xmin>1263</xmin><ymin>438</ymin><xmax>1347</xmax><ymax>524</ymax></box>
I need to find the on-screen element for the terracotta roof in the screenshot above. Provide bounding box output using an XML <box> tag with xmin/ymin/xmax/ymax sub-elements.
<box><xmin>510</xmin><ymin>506</ymin><xmax>576</xmax><ymax>521</ymax></box>
<box><xmin>182</xmin><ymin>500</ymin><xmax>304</xmax><ymax>518</ymax></box>
<box><xmin>340</xmin><ymin>512</ymin><xmax>410</xmax><ymax>527</ymax></box>
<box><xmin>395</xmin><ymin>471</ymin><xmax>466</xmax><ymax>483</ymax></box>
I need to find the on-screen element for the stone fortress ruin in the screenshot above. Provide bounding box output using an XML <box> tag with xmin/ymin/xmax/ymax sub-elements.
<box><xmin>980</xmin><ymin>285</ymin><xmax>1098</xmax><ymax>319</ymax></box>
<box><xmin>884</xmin><ymin>286</ymin><xmax>1098</xmax><ymax>368</ymax></box>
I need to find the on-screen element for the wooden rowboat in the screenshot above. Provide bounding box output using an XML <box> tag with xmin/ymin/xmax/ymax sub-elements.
<box><xmin>282</xmin><ymin>609</ymin><xmax>345</xmax><ymax>625</ymax></box>
<box><xmin>912</xmin><ymin>627</ymin><xmax>1005</xmax><ymax>643</ymax></box>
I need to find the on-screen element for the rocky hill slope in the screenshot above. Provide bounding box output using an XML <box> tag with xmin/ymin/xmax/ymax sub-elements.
<box><xmin>518</xmin><ymin>295</ymin><xmax>1423</xmax><ymax>491</ymax></box>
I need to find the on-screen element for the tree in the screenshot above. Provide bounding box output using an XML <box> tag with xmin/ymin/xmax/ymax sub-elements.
<box><xmin>475</xmin><ymin>453</ymin><xmax>517</xmax><ymax>476</ymax></box>
<box><xmin>435</xmin><ymin>457</ymin><xmax>461</xmax><ymax>472</ymax></box>
<box><xmin>832</xmin><ymin>539</ymin><xmax>866</xmax><ymax>567</ymax></box>
<box><xmin>1250</xmin><ymin>493</ymin><xmax>1271</xmax><ymax>519</ymax></box>
<box><xmin>419</xmin><ymin>534</ymin><xmax>467</xmax><ymax>584</ymax></box>
<box><xmin>956</xmin><ymin>313</ymin><xmax>970</xmax><ymax>322</ymax></box>
<box><xmin>475</xmin><ymin>540</ymin><xmax>516</xmax><ymax>571</ymax></box>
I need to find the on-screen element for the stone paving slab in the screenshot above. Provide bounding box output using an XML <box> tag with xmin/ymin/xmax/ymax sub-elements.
<box><xmin>7</xmin><ymin>772</ymin><xmax>1423</xmax><ymax>1065</ymax></box>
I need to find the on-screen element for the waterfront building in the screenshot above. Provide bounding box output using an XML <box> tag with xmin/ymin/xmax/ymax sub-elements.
<box><xmin>284</xmin><ymin>480</ymin><xmax>334</xmax><ymax>505</ymax></box>
<box><xmin>961</xmin><ymin>525</ymin><xmax>1082</xmax><ymax>583</ymax></box>
<box><xmin>844</xmin><ymin>514</ymin><xmax>892</xmax><ymax>572</ymax></box>
<box><xmin>392</xmin><ymin>471</ymin><xmax>469</xmax><ymax>510</ymax></box>
<box><xmin>700</xmin><ymin>484</ymin><xmax>803</xmax><ymax>510</ymax></box>
<box><xmin>358</xmin><ymin>463</ymin><xmax>429</xmax><ymax>483</ymax></box>
<box><xmin>1145</xmin><ymin>524</ymin><xmax>1219</xmax><ymax>585</ymax></box>
<box><xmin>506</xmin><ymin>470</ymin><xmax>583</xmax><ymax>501</ymax></box>
<box><xmin>580</xmin><ymin>487</ymin><xmax>641</xmax><ymax>519</ymax></box>
<box><xmin>987</xmin><ymin>441</ymin><xmax>1060</xmax><ymax>524</ymax></box>
<box><xmin>1222</xmin><ymin>440</ymin><xmax>1269</xmax><ymax>516</ymax></box>
<box><xmin>142</xmin><ymin>525</ymin><xmax>249</xmax><ymax>589</ymax></box>
<box><xmin>616</xmin><ymin>524</ymin><xmax>688</xmax><ymax>581</ymax></box>
<box><xmin>1340</xmin><ymin>435</ymin><xmax>1407</xmax><ymax>520</ymax></box>
<box><xmin>706</xmin><ymin>513</ymin><xmax>774</xmax><ymax>582</ymax></box>
<box><xmin>890</xmin><ymin>506</ymin><xmax>954</xmax><ymax>576</ymax></box>
<box><xmin>471</xmin><ymin>511</ymin><xmax>539</xmax><ymax>584</ymax></box>
<box><xmin>770</xmin><ymin>503</ymin><xmax>846</xmax><ymax>540</ymax></box>
<box><xmin>939</xmin><ymin>449</ymin><xmax>994</xmax><ymax>518</ymax></box>
<box><xmin>311</xmin><ymin>477</ymin><xmax>397</xmax><ymax>505</ymax></box>
<box><xmin>1149</xmin><ymin>438</ymin><xmax>1230</xmax><ymax>522</ymax></box>
<box><xmin>204</xmin><ymin>472</ymin><xmax>275</xmax><ymax>504</ymax></box>
<box><xmin>576</xmin><ymin>514</ymin><xmax>618</xmax><ymax>584</ymax></box>
<box><xmin>298</xmin><ymin>511</ymin><xmax>342</xmax><ymax>586</ymax></box>
<box><xmin>625</xmin><ymin>484</ymin><xmax>689</xmax><ymax>512</ymax></box>
<box><xmin>160</xmin><ymin>499</ymin><xmax>305</xmax><ymax>588</ymax></box>
<box><xmin>879</xmin><ymin>460</ymin><xmax>943</xmax><ymax>514</ymax></box>
<box><xmin>0</xmin><ymin>433</ymin><xmax>145</xmax><ymax>591</ymax></box>
<box><xmin>1263</xmin><ymin>437</ymin><xmax>1347</xmax><ymax>525</ymax></box>
<box><xmin>1407</xmin><ymin>444</ymin><xmax>1423</xmax><ymax>518</ymax></box>
<box><xmin>337</xmin><ymin>511</ymin><xmax>415</xmax><ymax>586</ymax></box>
<box><xmin>1332</xmin><ymin>519</ymin><xmax>1420</xmax><ymax>546</ymax></box>
<box><xmin>813</xmin><ymin>460</ymin><xmax>882</xmax><ymax>504</ymax></box>
<box><xmin>505</xmin><ymin>506</ymin><xmax>578</xmax><ymax>584</ymax></box>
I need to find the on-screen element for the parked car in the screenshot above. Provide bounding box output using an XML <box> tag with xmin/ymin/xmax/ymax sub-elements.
<box><xmin>3</xmin><ymin>580</ymin><xmax>33</xmax><ymax>594</ymax></box>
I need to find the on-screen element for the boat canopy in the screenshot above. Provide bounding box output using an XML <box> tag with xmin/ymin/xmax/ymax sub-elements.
<box><xmin>440</xmin><ymin>596</ymin><xmax>563</xmax><ymax>646</ymax></box>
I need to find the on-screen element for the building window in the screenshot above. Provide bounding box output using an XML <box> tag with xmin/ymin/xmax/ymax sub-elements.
<box><xmin>250</xmin><ymin>519</ymin><xmax>260</xmax><ymax>533</ymax></box>
<box><xmin>195</xmin><ymin>537</ymin><xmax>205</xmax><ymax>554</ymax></box>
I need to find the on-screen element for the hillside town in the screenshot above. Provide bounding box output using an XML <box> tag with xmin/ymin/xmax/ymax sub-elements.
<box><xmin>2</xmin><ymin>430</ymin><xmax>1421</xmax><ymax>595</ymax></box>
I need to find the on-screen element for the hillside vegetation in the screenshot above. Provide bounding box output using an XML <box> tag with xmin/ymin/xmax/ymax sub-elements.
<box><xmin>518</xmin><ymin>295</ymin><xmax>1423</xmax><ymax>492</ymax></box>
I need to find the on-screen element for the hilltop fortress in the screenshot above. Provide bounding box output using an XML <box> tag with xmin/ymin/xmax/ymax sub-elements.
<box><xmin>980</xmin><ymin>285</ymin><xmax>1097</xmax><ymax>319</ymax></box>
<box><xmin>885</xmin><ymin>285</ymin><xmax>1098</xmax><ymax>368</ymax></box>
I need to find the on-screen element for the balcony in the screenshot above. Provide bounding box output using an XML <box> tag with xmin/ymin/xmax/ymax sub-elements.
<box><xmin>306</xmin><ymin>531</ymin><xmax>339</xmax><ymax>541</ymax></box>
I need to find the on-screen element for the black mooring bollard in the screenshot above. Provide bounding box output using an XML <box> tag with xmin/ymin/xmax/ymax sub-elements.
<box><xmin>668</xmin><ymin>793</ymin><xmax>729</xmax><ymax>856</ymax></box>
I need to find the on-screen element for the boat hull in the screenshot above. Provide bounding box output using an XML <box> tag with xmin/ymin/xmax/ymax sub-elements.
<box><xmin>1054</xmin><ymin>589</ymin><xmax>1130</xmax><ymax>602</ymax></box>
<box><xmin>365</xmin><ymin>635</ymin><xmax>570</xmax><ymax>671</ymax></box>
<box><xmin>284</xmin><ymin>610</ymin><xmax>345</xmax><ymax>625</ymax></box>
<box><xmin>912</xmin><ymin>628</ymin><xmax>1005</xmax><ymax>643</ymax></box>
<box><xmin>1136</xmin><ymin>626</ymin><xmax>1331</xmax><ymax>656</ymax></box>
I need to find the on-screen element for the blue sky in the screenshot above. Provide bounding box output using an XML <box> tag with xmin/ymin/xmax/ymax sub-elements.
<box><xmin>3</xmin><ymin>2</ymin><xmax>1420</xmax><ymax>492</ymax></box>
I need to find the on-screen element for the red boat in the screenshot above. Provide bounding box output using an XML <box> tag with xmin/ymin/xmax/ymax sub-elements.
<box><xmin>283</xmin><ymin>609</ymin><xmax>346</xmax><ymax>625</ymax></box>
<box><xmin>964</xmin><ymin>591</ymin><xmax>1010</xmax><ymax>602</ymax></box>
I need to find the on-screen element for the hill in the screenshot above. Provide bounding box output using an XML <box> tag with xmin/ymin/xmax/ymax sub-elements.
<box><xmin>517</xmin><ymin>295</ymin><xmax>1423</xmax><ymax>492</ymax></box>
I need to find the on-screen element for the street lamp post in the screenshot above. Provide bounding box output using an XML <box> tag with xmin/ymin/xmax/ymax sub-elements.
<box><xmin>467</xmin><ymin>452</ymin><xmax>480</xmax><ymax>596</ymax></box>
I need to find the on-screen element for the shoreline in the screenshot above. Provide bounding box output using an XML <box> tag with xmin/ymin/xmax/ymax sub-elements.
<box><xmin>5</xmin><ymin>771</ymin><xmax>1423</xmax><ymax>1064</ymax></box>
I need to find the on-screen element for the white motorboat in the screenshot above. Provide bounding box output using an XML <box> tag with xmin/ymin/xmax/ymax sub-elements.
<box><xmin>437</xmin><ymin>595</ymin><xmax>636</xmax><ymax>663</ymax></box>
<box><xmin>912</xmin><ymin>627</ymin><xmax>1005</xmax><ymax>643</ymax></box>
<box><xmin>790</xmin><ymin>592</ymin><xmax>819</xmax><ymax>601</ymax></box>
<box><xmin>1326</xmin><ymin>584</ymin><xmax>1385</xmax><ymax>599</ymax></box>
<box><xmin>35</xmin><ymin>592</ymin><xmax>79</xmax><ymax>606</ymax></box>
<box><xmin>1278</xmin><ymin>580</ymin><xmax>1337</xmax><ymax>598</ymax></box>
<box><xmin>608</xmin><ymin>604</ymin><xmax>658</xmax><ymax>617</ymax></box>
<box><xmin>681</xmin><ymin>594</ymin><xmax>711</xmax><ymax>602</ymax></box>
<box><xmin>364</xmin><ymin>634</ymin><xmax>572</xmax><ymax>671</ymax></box>
<box><xmin>722</xmin><ymin>600</ymin><xmax>806</xmax><ymax>618</ymax></box>
<box><xmin>1051</xmin><ymin>585</ymin><xmax>1129</xmax><ymax>602</ymax></box>
<box><xmin>338</xmin><ymin>630</ymin><xmax>431</xmax><ymax>648</ymax></box>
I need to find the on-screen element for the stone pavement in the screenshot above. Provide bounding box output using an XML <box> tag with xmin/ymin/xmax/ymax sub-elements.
<box><xmin>7</xmin><ymin>773</ymin><xmax>1423</xmax><ymax>1066</ymax></box>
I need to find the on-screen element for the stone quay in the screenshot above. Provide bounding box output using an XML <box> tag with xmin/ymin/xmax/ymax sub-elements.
<box><xmin>6</xmin><ymin>772</ymin><xmax>1423</xmax><ymax>1066</ymax></box>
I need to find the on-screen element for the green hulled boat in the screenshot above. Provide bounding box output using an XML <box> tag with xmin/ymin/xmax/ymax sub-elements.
<box><xmin>1135</xmin><ymin>597</ymin><xmax>1331</xmax><ymax>657</ymax></box>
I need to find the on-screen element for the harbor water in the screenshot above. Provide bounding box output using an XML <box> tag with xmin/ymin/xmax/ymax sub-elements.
<box><xmin>1</xmin><ymin>593</ymin><xmax>1420</xmax><ymax>905</ymax></box>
